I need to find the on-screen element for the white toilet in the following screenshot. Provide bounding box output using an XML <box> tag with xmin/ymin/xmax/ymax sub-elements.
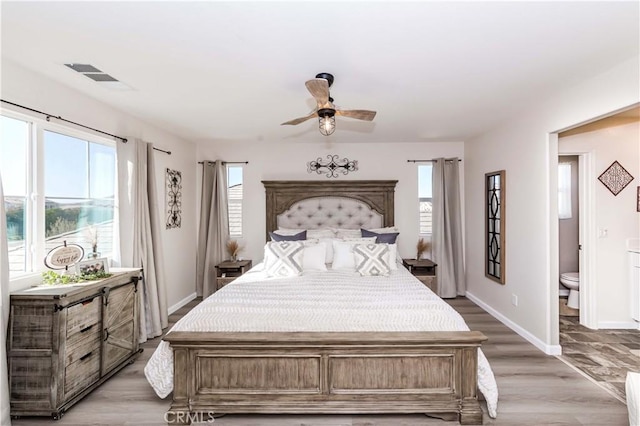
<box><xmin>560</xmin><ymin>272</ymin><xmax>580</xmax><ymax>309</ymax></box>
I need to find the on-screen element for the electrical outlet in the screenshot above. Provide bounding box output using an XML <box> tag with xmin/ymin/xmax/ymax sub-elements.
<box><xmin>511</xmin><ymin>294</ymin><xmax>518</xmax><ymax>306</ymax></box>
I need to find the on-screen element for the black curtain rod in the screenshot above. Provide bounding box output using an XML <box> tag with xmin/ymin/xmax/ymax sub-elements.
<box><xmin>153</xmin><ymin>147</ymin><xmax>171</xmax><ymax>155</ymax></box>
<box><xmin>198</xmin><ymin>161</ymin><xmax>249</xmax><ymax>165</ymax></box>
<box><xmin>1</xmin><ymin>99</ymin><xmax>128</xmax><ymax>143</ymax></box>
<box><xmin>407</xmin><ymin>158</ymin><xmax>462</xmax><ymax>163</ymax></box>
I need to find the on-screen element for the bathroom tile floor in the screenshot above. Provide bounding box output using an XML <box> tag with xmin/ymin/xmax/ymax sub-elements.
<box><xmin>559</xmin><ymin>315</ymin><xmax>640</xmax><ymax>403</ymax></box>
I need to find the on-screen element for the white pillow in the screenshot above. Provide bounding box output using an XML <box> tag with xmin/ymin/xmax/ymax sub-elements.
<box><xmin>318</xmin><ymin>237</ymin><xmax>336</xmax><ymax>263</ymax></box>
<box><xmin>368</xmin><ymin>226</ymin><xmax>399</xmax><ymax>233</ymax></box>
<box><xmin>334</xmin><ymin>228</ymin><xmax>362</xmax><ymax>239</ymax></box>
<box><xmin>332</xmin><ymin>241</ymin><xmax>358</xmax><ymax>270</ymax></box>
<box><xmin>331</xmin><ymin>238</ymin><xmax>376</xmax><ymax>270</ymax></box>
<box><xmin>353</xmin><ymin>243</ymin><xmax>391</xmax><ymax>276</ymax></box>
<box><xmin>302</xmin><ymin>243</ymin><xmax>327</xmax><ymax>271</ymax></box>
<box><xmin>387</xmin><ymin>243</ymin><xmax>398</xmax><ymax>271</ymax></box>
<box><xmin>342</xmin><ymin>237</ymin><xmax>377</xmax><ymax>243</ymax></box>
<box><xmin>277</xmin><ymin>228</ymin><xmax>336</xmax><ymax>239</ymax></box>
<box><xmin>263</xmin><ymin>241</ymin><xmax>304</xmax><ymax>277</ymax></box>
<box><xmin>307</xmin><ymin>229</ymin><xmax>337</xmax><ymax>239</ymax></box>
<box><xmin>275</xmin><ymin>228</ymin><xmax>306</xmax><ymax>236</ymax></box>
<box><xmin>331</xmin><ymin>240</ymin><xmax>397</xmax><ymax>272</ymax></box>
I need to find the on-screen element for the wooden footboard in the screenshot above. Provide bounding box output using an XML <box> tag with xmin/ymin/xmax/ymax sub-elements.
<box><xmin>164</xmin><ymin>331</ymin><xmax>487</xmax><ymax>425</ymax></box>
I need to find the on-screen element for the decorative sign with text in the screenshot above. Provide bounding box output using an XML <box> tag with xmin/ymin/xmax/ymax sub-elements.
<box><xmin>44</xmin><ymin>242</ymin><xmax>85</xmax><ymax>270</ymax></box>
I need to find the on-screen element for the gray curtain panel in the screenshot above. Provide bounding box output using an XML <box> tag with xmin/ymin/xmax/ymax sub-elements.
<box><xmin>116</xmin><ymin>139</ymin><xmax>168</xmax><ymax>342</ymax></box>
<box><xmin>0</xmin><ymin>173</ymin><xmax>12</xmax><ymax>426</ymax></box>
<box><xmin>196</xmin><ymin>161</ymin><xmax>229</xmax><ymax>297</ymax></box>
<box><xmin>432</xmin><ymin>158</ymin><xmax>465</xmax><ymax>298</ymax></box>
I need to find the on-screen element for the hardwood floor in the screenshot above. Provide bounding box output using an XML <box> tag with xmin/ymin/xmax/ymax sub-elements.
<box><xmin>12</xmin><ymin>298</ymin><xmax>629</xmax><ymax>426</ymax></box>
<box><xmin>559</xmin><ymin>315</ymin><xmax>640</xmax><ymax>403</ymax></box>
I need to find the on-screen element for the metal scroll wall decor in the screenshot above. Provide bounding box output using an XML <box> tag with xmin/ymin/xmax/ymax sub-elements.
<box><xmin>485</xmin><ymin>170</ymin><xmax>506</xmax><ymax>284</ymax></box>
<box><xmin>307</xmin><ymin>154</ymin><xmax>358</xmax><ymax>178</ymax></box>
<box><xmin>166</xmin><ymin>168</ymin><xmax>182</xmax><ymax>229</ymax></box>
<box><xmin>597</xmin><ymin>160</ymin><xmax>634</xmax><ymax>196</ymax></box>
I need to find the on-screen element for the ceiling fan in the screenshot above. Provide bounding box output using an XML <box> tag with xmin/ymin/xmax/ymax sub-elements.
<box><xmin>281</xmin><ymin>73</ymin><xmax>377</xmax><ymax>136</ymax></box>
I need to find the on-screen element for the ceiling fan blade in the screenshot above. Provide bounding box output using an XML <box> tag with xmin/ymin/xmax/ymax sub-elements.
<box><xmin>336</xmin><ymin>109</ymin><xmax>377</xmax><ymax>121</ymax></box>
<box><xmin>305</xmin><ymin>78</ymin><xmax>330</xmax><ymax>106</ymax></box>
<box><xmin>281</xmin><ymin>110</ymin><xmax>318</xmax><ymax>126</ymax></box>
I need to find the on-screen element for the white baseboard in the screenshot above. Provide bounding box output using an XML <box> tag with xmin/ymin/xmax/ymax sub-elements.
<box><xmin>168</xmin><ymin>292</ymin><xmax>197</xmax><ymax>315</ymax></box>
<box><xmin>465</xmin><ymin>291</ymin><xmax>562</xmax><ymax>356</ymax></box>
<box><xmin>598</xmin><ymin>320</ymin><xmax>639</xmax><ymax>330</ymax></box>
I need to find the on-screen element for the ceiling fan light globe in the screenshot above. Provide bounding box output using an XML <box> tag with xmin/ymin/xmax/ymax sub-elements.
<box><xmin>319</xmin><ymin>116</ymin><xmax>335</xmax><ymax>136</ymax></box>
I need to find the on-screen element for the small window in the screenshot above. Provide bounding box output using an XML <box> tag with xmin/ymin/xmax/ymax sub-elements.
<box><xmin>418</xmin><ymin>164</ymin><xmax>433</xmax><ymax>235</ymax></box>
<box><xmin>227</xmin><ymin>165</ymin><xmax>243</xmax><ymax>238</ymax></box>
<box><xmin>558</xmin><ymin>162</ymin><xmax>572</xmax><ymax>219</ymax></box>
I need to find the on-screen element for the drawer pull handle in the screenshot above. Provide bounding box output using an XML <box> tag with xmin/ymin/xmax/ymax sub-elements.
<box><xmin>79</xmin><ymin>351</ymin><xmax>93</xmax><ymax>361</ymax></box>
<box><xmin>80</xmin><ymin>325</ymin><xmax>93</xmax><ymax>333</ymax></box>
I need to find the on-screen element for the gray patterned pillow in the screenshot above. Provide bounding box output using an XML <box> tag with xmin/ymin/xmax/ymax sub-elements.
<box><xmin>264</xmin><ymin>241</ymin><xmax>304</xmax><ymax>277</ymax></box>
<box><xmin>353</xmin><ymin>243</ymin><xmax>390</xmax><ymax>276</ymax></box>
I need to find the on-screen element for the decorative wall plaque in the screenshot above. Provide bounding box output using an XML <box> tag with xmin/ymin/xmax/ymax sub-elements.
<box><xmin>166</xmin><ymin>168</ymin><xmax>182</xmax><ymax>229</ymax></box>
<box><xmin>307</xmin><ymin>154</ymin><xmax>358</xmax><ymax>178</ymax></box>
<box><xmin>598</xmin><ymin>160</ymin><xmax>634</xmax><ymax>196</ymax></box>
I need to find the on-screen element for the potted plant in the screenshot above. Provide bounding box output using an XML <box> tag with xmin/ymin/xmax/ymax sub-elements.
<box><xmin>416</xmin><ymin>237</ymin><xmax>430</xmax><ymax>260</ymax></box>
<box><xmin>226</xmin><ymin>239</ymin><xmax>242</xmax><ymax>262</ymax></box>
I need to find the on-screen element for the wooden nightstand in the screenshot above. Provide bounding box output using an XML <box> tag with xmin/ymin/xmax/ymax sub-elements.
<box><xmin>215</xmin><ymin>259</ymin><xmax>252</xmax><ymax>291</ymax></box>
<box><xmin>403</xmin><ymin>258</ymin><xmax>438</xmax><ymax>293</ymax></box>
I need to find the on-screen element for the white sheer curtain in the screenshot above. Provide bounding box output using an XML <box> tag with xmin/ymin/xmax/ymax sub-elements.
<box><xmin>196</xmin><ymin>161</ymin><xmax>229</xmax><ymax>297</ymax></box>
<box><xmin>432</xmin><ymin>158</ymin><xmax>465</xmax><ymax>298</ymax></box>
<box><xmin>0</xmin><ymin>173</ymin><xmax>12</xmax><ymax>426</ymax></box>
<box><xmin>116</xmin><ymin>139</ymin><xmax>168</xmax><ymax>342</ymax></box>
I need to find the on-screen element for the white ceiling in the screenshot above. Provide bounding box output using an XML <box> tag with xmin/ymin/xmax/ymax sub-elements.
<box><xmin>1</xmin><ymin>1</ymin><xmax>638</xmax><ymax>145</ymax></box>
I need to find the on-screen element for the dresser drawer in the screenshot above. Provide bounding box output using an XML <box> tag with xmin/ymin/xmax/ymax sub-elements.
<box><xmin>65</xmin><ymin>326</ymin><xmax>102</xmax><ymax>366</ymax></box>
<box><xmin>64</xmin><ymin>339</ymin><xmax>101</xmax><ymax>399</ymax></box>
<box><xmin>66</xmin><ymin>295</ymin><xmax>102</xmax><ymax>337</ymax></box>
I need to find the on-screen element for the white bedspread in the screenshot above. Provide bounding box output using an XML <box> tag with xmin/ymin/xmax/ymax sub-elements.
<box><xmin>144</xmin><ymin>265</ymin><xmax>499</xmax><ymax>418</ymax></box>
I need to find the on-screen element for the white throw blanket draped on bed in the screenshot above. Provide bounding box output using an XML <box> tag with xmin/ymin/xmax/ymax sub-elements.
<box><xmin>144</xmin><ymin>265</ymin><xmax>499</xmax><ymax>418</ymax></box>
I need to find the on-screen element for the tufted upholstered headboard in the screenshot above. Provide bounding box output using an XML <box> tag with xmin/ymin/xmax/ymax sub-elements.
<box><xmin>262</xmin><ymin>180</ymin><xmax>397</xmax><ymax>240</ymax></box>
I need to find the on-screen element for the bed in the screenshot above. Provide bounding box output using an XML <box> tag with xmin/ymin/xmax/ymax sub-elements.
<box><xmin>145</xmin><ymin>180</ymin><xmax>498</xmax><ymax>424</ymax></box>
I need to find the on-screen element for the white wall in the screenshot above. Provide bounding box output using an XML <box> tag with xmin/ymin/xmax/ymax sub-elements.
<box><xmin>560</xmin><ymin>121</ymin><xmax>639</xmax><ymax>327</ymax></box>
<box><xmin>464</xmin><ymin>55</ymin><xmax>639</xmax><ymax>353</ymax></box>
<box><xmin>1</xmin><ymin>59</ymin><xmax>197</xmax><ymax>311</ymax></box>
<box><xmin>196</xmin><ymin>141</ymin><xmax>464</xmax><ymax>264</ymax></box>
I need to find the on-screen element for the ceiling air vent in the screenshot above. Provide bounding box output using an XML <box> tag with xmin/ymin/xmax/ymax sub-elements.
<box><xmin>64</xmin><ymin>63</ymin><xmax>133</xmax><ymax>91</ymax></box>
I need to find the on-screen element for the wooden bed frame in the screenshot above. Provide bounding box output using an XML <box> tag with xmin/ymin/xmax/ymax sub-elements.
<box><xmin>165</xmin><ymin>180</ymin><xmax>487</xmax><ymax>425</ymax></box>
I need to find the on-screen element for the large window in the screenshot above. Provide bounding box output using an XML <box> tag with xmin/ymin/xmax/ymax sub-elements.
<box><xmin>418</xmin><ymin>164</ymin><xmax>433</xmax><ymax>235</ymax></box>
<box><xmin>227</xmin><ymin>165</ymin><xmax>243</xmax><ymax>238</ymax></box>
<box><xmin>1</xmin><ymin>113</ymin><xmax>116</xmax><ymax>279</ymax></box>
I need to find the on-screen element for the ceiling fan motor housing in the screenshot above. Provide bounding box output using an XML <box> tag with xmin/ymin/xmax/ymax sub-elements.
<box><xmin>317</xmin><ymin>108</ymin><xmax>336</xmax><ymax>117</ymax></box>
<box><xmin>315</xmin><ymin>72</ymin><xmax>334</xmax><ymax>87</ymax></box>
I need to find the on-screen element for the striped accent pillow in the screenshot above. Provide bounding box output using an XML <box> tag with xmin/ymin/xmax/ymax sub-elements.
<box><xmin>353</xmin><ymin>243</ymin><xmax>390</xmax><ymax>277</ymax></box>
<box><xmin>264</xmin><ymin>241</ymin><xmax>304</xmax><ymax>277</ymax></box>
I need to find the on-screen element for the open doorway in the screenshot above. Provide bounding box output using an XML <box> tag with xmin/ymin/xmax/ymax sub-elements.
<box><xmin>555</xmin><ymin>104</ymin><xmax>639</xmax><ymax>336</ymax></box>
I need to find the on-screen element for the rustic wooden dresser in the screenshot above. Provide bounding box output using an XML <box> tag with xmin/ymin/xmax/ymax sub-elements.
<box><xmin>7</xmin><ymin>268</ymin><xmax>142</xmax><ymax>419</ymax></box>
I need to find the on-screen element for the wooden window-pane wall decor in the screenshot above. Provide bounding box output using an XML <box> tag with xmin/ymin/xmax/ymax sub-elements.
<box><xmin>486</xmin><ymin>170</ymin><xmax>506</xmax><ymax>284</ymax></box>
